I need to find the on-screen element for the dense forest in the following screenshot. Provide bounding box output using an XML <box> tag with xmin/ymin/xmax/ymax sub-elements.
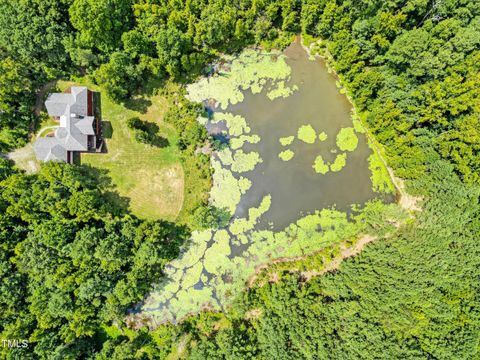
<box><xmin>1</xmin><ymin>0</ymin><xmax>479</xmax><ymax>358</ymax></box>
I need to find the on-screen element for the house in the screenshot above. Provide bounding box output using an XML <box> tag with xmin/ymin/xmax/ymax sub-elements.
<box><xmin>33</xmin><ymin>86</ymin><xmax>102</xmax><ymax>163</ymax></box>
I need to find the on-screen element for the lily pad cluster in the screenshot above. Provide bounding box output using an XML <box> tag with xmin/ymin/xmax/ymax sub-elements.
<box><xmin>186</xmin><ymin>49</ymin><xmax>298</xmax><ymax>110</ymax></box>
<box><xmin>278</xmin><ymin>124</ymin><xmax>358</xmax><ymax>174</ymax></box>
<box><xmin>141</xmin><ymin>46</ymin><xmax>394</xmax><ymax>325</ymax></box>
<box><xmin>141</xmin><ymin>201</ymin><xmax>364</xmax><ymax>324</ymax></box>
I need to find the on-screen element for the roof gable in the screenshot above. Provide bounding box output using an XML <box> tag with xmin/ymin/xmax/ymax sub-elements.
<box><xmin>33</xmin><ymin>86</ymin><xmax>96</xmax><ymax>162</ymax></box>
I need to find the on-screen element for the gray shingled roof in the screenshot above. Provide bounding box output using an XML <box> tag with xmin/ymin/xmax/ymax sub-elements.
<box><xmin>45</xmin><ymin>94</ymin><xmax>70</xmax><ymax>117</ymax></box>
<box><xmin>33</xmin><ymin>137</ymin><xmax>67</xmax><ymax>162</ymax></box>
<box><xmin>74</xmin><ymin>116</ymin><xmax>95</xmax><ymax>135</ymax></box>
<box><xmin>45</xmin><ymin>86</ymin><xmax>89</xmax><ymax>118</ymax></box>
<box><xmin>70</xmin><ymin>87</ymin><xmax>88</xmax><ymax>116</ymax></box>
<box><xmin>33</xmin><ymin>86</ymin><xmax>95</xmax><ymax>162</ymax></box>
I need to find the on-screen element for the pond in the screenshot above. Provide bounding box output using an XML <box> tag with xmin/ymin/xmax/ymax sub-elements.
<box><xmin>231</xmin><ymin>39</ymin><xmax>378</xmax><ymax>231</ymax></box>
<box><xmin>139</xmin><ymin>38</ymin><xmax>394</xmax><ymax>325</ymax></box>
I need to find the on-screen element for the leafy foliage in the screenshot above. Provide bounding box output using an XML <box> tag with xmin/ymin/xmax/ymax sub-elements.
<box><xmin>94</xmin><ymin>52</ymin><xmax>141</xmax><ymax>100</ymax></box>
<box><xmin>183</xmin><ymin>163</ymin><xmax>480</xmax><ymax>359</ymax></box>
<box><xmin>0</xmin><ymin>162</ymin><xmax>189</xmax><ymax>358</ymax></box>
<box><xmin>0</xmin><ymin>0</ymin><xmax>74</xmax><ymax>150</ymax></box>
<box><xmin>2</xmin><ymin>0</ymin><xmax>480</xmax><ymax>358</ymax></box>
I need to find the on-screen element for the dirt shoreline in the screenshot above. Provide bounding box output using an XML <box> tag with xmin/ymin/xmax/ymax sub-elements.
<box><xmin>244</xmin><ymin>36</ymin><xmax>422</xmax><ymax>289</ymax></box>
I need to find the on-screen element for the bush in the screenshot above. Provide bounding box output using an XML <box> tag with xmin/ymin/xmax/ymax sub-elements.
<box><xmin>192</xmin><ymin>205</ymin><xmax>231</xmax><ymax>229</ymax></box>
<box><xmin>126</xmin><ymin>117</ymin><xmax>168</xmax><ymax>147</ymax></box>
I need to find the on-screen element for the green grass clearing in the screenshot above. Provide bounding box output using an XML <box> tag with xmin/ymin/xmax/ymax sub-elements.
<box><xmin>57</xmin><ymin>79</ymin><xmax>184</xmax><ymax>221</ymax></box>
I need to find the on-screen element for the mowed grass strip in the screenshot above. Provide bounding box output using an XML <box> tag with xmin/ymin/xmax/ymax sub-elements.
<box><xmin>58</xmin><ymin>80</ymin><xmax>184</xmax><ymax>221</ymax></box>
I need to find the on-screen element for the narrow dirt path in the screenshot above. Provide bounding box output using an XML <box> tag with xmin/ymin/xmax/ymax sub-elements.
<box><xmin>299</xmin><ymin>234</ymin><xmax>377</xmax><ymax>282</ymax></box>
<box><xmin>247</xmin><ymin>234</ymin><xmax>377</xmax><ymax>287</ymax></box>
<box><xmin>364</xmin><ymin>130</ymin><xmax>422</xmax><ymax>212</ymax></box>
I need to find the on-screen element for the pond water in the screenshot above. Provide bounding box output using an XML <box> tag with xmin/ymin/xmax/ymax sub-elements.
<box><xmin>230</xmin><ymin>39</ymin><xmax>377</xmax><ymax>231</ymax></box>
<box><xmin>139</xmin><ymin>38</ymin><xmax>394</xmax><ymax>325</ymax></box>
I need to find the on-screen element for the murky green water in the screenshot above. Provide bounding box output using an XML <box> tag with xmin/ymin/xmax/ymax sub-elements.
<box><xmin>140</xmin><ymin>39</ymin><xmax>393</xmax><ymax>324</ymax></box>
<box><xmin>230</xmin><ymin>40</ymin><xmax>379</xmax><ymax>230</ymax></box>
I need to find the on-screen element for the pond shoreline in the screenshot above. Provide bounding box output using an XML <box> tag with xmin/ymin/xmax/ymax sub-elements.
<box><xmin>139</xmin><ymin>37</ymin><xmax>413</xmax><ymax>327</ymax></box>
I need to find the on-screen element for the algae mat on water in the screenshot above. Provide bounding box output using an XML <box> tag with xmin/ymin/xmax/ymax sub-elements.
<box><xmin>140</xmin><ymin>41</ymin><xmax>395</xmax><ymax>324</ymax></box>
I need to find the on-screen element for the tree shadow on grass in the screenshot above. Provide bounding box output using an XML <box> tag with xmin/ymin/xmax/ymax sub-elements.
<box><xmin>129</xmin><ymin>118</ymin><xmax>170</xmax><ymax>148</ymax></box>
<box><xmin>150</xmin><ymin>135</ymin><xmax>170</xmax><ymax>148</ymax></box>
<box><xmin>141</xmin><ymin>122</ymin><xmax>170</xmax><ymax>148</ymax></box>
<box><xmin>75</xmin><ymin>164</ymin><xmax>131</xmax><ymax>215</ymax></box>
<box><xmin>124</xmin><ymin>97</ymin><xmax>153</xmax><ymax>114</ymax></box>
<box><xmin>102</xmin><ymin>121</ymin><xmax>113</xmax><ymax>139</ymax></box>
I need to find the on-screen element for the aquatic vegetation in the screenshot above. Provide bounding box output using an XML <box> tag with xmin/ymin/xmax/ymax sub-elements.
<box><xmin>267</xmin><ymin>81</ymin><xmax>298</xmax><ymax>100</ymax></box>
<box><xmin>230</xmin><ymin>134</ymin><xmax>260</xmax><ymax>150</ymax></box>
<box><xmin>210</xmin><ymin>158</ymin><xmax>248</xmax><ymax>213</ymax></box>
<box><xmin>203</xmin><ymin>230</ymin><xmax>231</xmax><ymax>274</ymax></box>
<box><xmin>231</xmin><ymin>150</ymin><xmax>263</xmax><ymax>173</ymax></box>
<box><xmin>368</xmin><ymin>150</ymin><xmax>395</xmax><ymax>194</ymax></box>
<box><xmin>187</xmin><ymin>49</ymin><xmax>293</xmax><ymax>110</ymax></box>
<box><xmin>336</xmin><ymin>127</ymin><xmax>358</xmax><ymax>152</ymax></box>
<box><xmin>297</xmin><ymin>124</ymin><xmax>317</xmax><ymax>144</ymax></box>
<box><xmin>318</xmin><ymin>131</ymin><xmax>328</xmax><ymax>141</ymax></box>
<box><xmin>229</xmin><ymin>195</ymin><xmax>271</xmax><ymax>235</ymax></box>
<box><xmin>181</xmin><ymin>261</ymin><xmax>204</xmax><ymax>289</ymax></box>
<box><xmin>330</xmin><ymin>153</ymin><xmax>347</xmax><ymax>172</ymax></box>
<box><xmin>351</xmin><ymin>113</ymin><xmax>365</xmax><ymax>133</ymax></box>
<box><xmin>279</xmin><ymin>136</ymin><xmax>294</xmax><ymax>146</ymax></box>
<box><xmin>248</xmin><ymin>195</ymin><xmax>272</xmax><ymax>221</ymax></box>
<box><xmin>197</xmin><ymin>116</ymin><xmax>209</xmax><ymax>126</ymax></box>
<box><xmin>279</xmin><ymin>149</ymin><xmax>294</xmax><ymax>161</ymax></box>
<box><xmin>142</xmin><ymin>199</ymin><xmax>380</xmax><ymax>324</ymax></box>
<box><xmin>238</xmin><ymin>177</ymin><xmax>252</xmax><ymax>194</ymax></box>
<box><xmin>313</xmin><ymin>155</ymin><xmax>329</xmax><ymax>174</ymax></box>
<box><xmin>217</xmin><ymin>148</ymin><xmax>234</xmax><ymax>166</ymax></box>
<box><xmin>213</xmin><ymin>112</ymin><xmax>250</xmax><ymax>136</ymax></box>
<box><xmin>141</xmin><ymin>44</ymin><xmax>395</xmax><ymax>326</ymax></box>
<box><xmin>170</xmin><ymin>230</ymin><xmax>211</xmax><ymax>269</ymax></box>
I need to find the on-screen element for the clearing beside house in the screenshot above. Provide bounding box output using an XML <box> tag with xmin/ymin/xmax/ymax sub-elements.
<box><xmin>58</xmin><ymin>80</ymin><xmax>185</xmax><ymax>221</ymax></box>
<box><xmin>10</xmin><ymin>79</ymin><xmax>185</xmax><ymax>221</ymax></box>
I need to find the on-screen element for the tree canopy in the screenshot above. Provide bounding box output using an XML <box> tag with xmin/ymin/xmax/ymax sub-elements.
<box><xmin>0</xmin><ymin>0</ymin><xmax>479</xmax><ymax>358</ymax></box>
<box><xmin>0</xmin><ymin>163</ymin><xmax>189</xmax><ymax>358</ymax></box>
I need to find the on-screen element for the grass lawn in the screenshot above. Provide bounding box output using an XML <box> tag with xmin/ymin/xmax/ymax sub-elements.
<box><xmin>57</xmin><ymin>79</ymin><xmax>185</xmax><ymax>221</ymax></box>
